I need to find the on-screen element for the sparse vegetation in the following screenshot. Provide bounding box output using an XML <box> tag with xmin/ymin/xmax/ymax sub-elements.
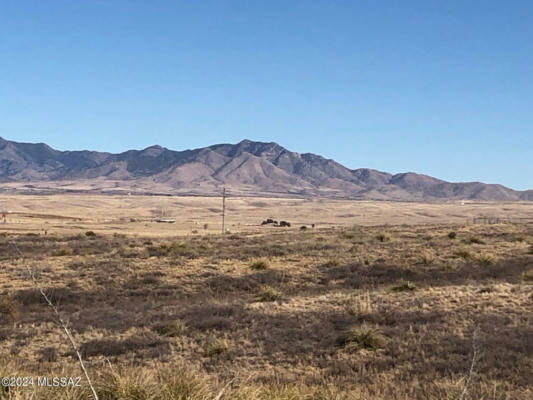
<box><xmin>418</xmin><ymin>249</ymin><xmax>435</xmax><ymax>265</ymax></box>
<box><xmin>322</xmin><ymin>259</ymin><xmax>339</xmax><ymax>268</ymax></box>
<box><xmin>392</xmin><ymin>281</ymin><xmax>417</xmax><ymax>292</ymax></box>
<box><xmin>51</xmin><ymin>246</ymin><xmax>73</xmax><ymax>256</ymax></box>
<box><xmin>474</xmin><ymin>252</ymin><xmax>496</xmax><ymax>265</ymax></box>
<box><xmin>255</xmin><ymin>286</ymin><xmax>282</xmax><ymax>302</ymax></box>
<box><xmin>153</xmin><ymin>319</ymin><xmax>187</xmax><ymax>337</ymax></box>
<box><xmin>521</xmin><ymin>269</ymin><xmax>533</xmax><ymax>282</ymax></box>
<box><xmin>249</xmin><ymin>258</ymin><xmax>270</xmax><ymax>270</ymax></box>
<box><xmin>1</xmin><ymin>221</ymin><xmax>532</xmax><ymax>399</ymax></box>
<box><xmin>375</xmin><ymin>232</ymin><xmax>391</xmax><ymax>242</ymax></box>
<box><xmin>448</xmin><ymin>231</ymin><xmax>457</xmax><ymax>239</ymax></box>
<box><xmin>338</xmin><ymin>325</ymin><xmax>386</xmax><ymax>352</ymax></box>
<box><xmin>469</xmin><ymin>236</ymin><xmax>485</xmax><ymax>244</ymax></box>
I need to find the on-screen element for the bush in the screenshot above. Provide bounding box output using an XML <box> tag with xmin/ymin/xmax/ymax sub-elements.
<box><xmin>85</xmin><ymin>231</ymin><xmax>96</xmax><ymax>237</ymax></box>
<box><xmin>341</xmin><ymin>231</ymin><xmax>356</xmax><ymax>239</ymax></box>
<box><xmin>149</xmin><ymin>242</ymin><xmax>200</xmax><ymax>258</ymax></box>
<box><xmin>521</xmin><ymin>269</ymin><xmax>533</xmax><ymax>282</ymax></box>
<box><xmin>300</xmin><ymin>225</ymin><xmax>308</xmax><ymax>231</ymax></box>
<box><xmin>250</xmin><ymin>258</ymin><xmax>270</xmax><ymax>270</ymax></box>
<box><xmin>474</xmin><ymin>253</ymin><xmax>496</xmax><ymax>265</ymax></box>
<box><xmin>338</xmin><ymin>325</ymin><xmax>385</xmax><ymax>352</ymax></box>
<box><xmin>51</xmin><ymin>247</ymin><xmax>73</xmax><ymax>256</ymax></box>
<box><xmin>375</xmin><ymin>233</ymin><xmax>391</xmax><ymax>242</ymax></box>
<box><xmin>469</xmin><ymin>237</ymin><xmax>485</xmax><ymax>244</ymax></box>
<box><xmin>448</xmin><ymin>231</ymin><xmax>457</xmax><ymax>239</ymax></box>
<box><xmin>455</xmin><ymin>249</ymin><xmax>471</xmax><ymax>260</ymax></box>
<box><xmin>392</xmin><ymin>281</ymin><xmax>417</xmax><ymax>292</ymax></box>
<box><xmin>153</xmin><ymin>320</ymin><xmax>187</xmax><ymax>337</ymax></box>
<box><xmin>255</xmin><ymin>286</ymin><xmax>282</xmax><ymax>302</ymax></box>
<box><xmin>322</xmin><ymin>260</ymin><xmax>339</xmax><ymax>268</ymax></box>
<box><xmin>0</xmin><ymin>295</ymin><xmax>19</xmax><ymax>325</ymax></box>
<box><xmin>418</xmin><ymin>250</ymin><xmax>435</xmax><ymax>265</ymax></box>
<box><xmin>203</xmin><ymin>338</ymin><xmax>231</xmax><ymax>357</ymax></box>
<box><xmin>278</xmin><ymin>220</ymin><xmax>291</xmax><ymax>227</ymax></box>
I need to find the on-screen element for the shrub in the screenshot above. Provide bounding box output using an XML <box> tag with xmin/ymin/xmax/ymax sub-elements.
<box><xmin>338</xmin><ymin>325</ymin><xmax>385</xmax><ymax>352</ymax></box>
<box><xmin>153</xmin><ymin>320</ymin><xmax>187</xmax><ymax>337</ymax></box>
<box><xmin>0</xmin><ymin>295</ymin><xmax>19</xmax><ymax>325</ymax></box>
<box><xmin>475</xmin><ymin>253</ymin><xmax>496</xmax><ymax>265</ymax></box>
<box><xmin>300</xmin><ymin>225</ymin><xmax>308</xmax><ymax>231</ymax></box>
<box><xmin>85</xmin><ymin>230</ymin><xmax>96</xmax><ymax>237</ymax></box>
<box><xmin>375</xmin><ymin>233</ymin><xmax>391</xmax><ymax>242</ymax></box>
<box><xmin>322</xmin><ymin>260</ymin><xmax>339</xmax><ymax>268</ymax></box>
<box><xmin>203</xmin><ymin>338</ymin><xmax>231</xmax><ymax>357</ymax></box>
<box><xmin>149</xmin><ymin>242</ymin><xmax>200</xmax><ymax>258</ymax></box>
<box><xmin>448</xmin><ymin>231</ymin><xmax>457</xmax><ymax>239</ymax></box>
<box><xmin>521</xmin><ymin>269</ymin><xmax>533</xmax><ymax>282</ymax></box>
<box><xmin>51</xmin><ymin>247</ymin><xmax>73</xmax><ymax>256</ymax></box>
<box><xmin>341</xmin><ymin>231</ymin><xmax>356</xmax><ymax>239</ymax></box>
<box><xmin>159</xmin><ymin>370</ymin><xmax>210</xmax><ymax>400</ymax></box>
<box><xmin>38</xmin><ymin>346</ymin><xmax>58</xmax><ymax>362</ymax></box>
<box><xmin>250</xmin><ymin>258</ymin><xmax>270</xmax><ymax>270</ymax></box>
<box><xmin>455</xmin><ymin>249</ymin><xmax>471</xmax><ymax>260</ymax></box>
<box><xmin>392</xmin><ymin>281</ymin><xmax>417</xmax><ymax>292</ymax></box>
<box><xmin>469</xmin><ymin>237</ymin><xmax>485</xmax><ymax>244</ymax></box>
<box><xmin>278</xmin><ymin>220</ymin><xmax>291</xmax><ymax>227</ymax></box>
<box><xmin>255</xmin><ymin>286</ymin><xmax>282</xmax><ymax>302</ymax></box>
<box><xmin>418</xmin><ymin>250</ymin><xmax>435</xmax><ymax>265</ymax></box>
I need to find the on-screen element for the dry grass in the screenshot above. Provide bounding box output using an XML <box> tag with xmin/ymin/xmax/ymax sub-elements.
<box><xmin>1</xmin><ymin>218</ymin><xmax>533</xmax><ymax>399</ymax></box>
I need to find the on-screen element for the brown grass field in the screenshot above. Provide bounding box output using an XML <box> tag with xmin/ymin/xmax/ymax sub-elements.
<box><xmin>0</xmin><ymin>195</ymin><xmax>532</xmax><ymax>399</ymax></box>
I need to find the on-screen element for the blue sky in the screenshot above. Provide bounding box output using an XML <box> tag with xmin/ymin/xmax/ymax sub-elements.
<box><xmin>1</xmin><ymin>1</ymin><xmax>532</xmax><ymax>190</ymax></box>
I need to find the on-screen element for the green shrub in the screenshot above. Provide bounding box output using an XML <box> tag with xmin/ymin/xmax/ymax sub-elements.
<box><xmin>85</xmin><ymin>230</ymin><xmax>96</xmax><ymax>237</ymax></box>
<box><xmin>448</xmin><ymin>231</ymin><xmax>457</xmax><ymax>239</ymax></box>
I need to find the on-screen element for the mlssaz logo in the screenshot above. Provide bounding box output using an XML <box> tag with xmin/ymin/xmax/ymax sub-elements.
<box><xmin>37</xmin><ymin>377</ymin><xmax>82</xmax><ymax>387</ymax></box>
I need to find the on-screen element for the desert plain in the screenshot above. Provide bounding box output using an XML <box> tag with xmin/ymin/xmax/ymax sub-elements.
<box><xmin>0</xmin><ymin>194</ymin><xmax>532</xmax><ymax>399</ymax></box>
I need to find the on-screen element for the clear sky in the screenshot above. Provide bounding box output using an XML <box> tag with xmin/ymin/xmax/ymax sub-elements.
<box><xmin>1</xmin><ymin>1</ymin><xmax>532</xmax><ymax>190</ymax></box>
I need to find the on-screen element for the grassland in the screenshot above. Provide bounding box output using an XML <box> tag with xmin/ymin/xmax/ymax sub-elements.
<box><xmin>0</xmin><ymin>196</ymin><xmax>532</xmax><ymax>399</ymax></box>
<box><xmin>1</xmin><ymin>194</ymin><xmax>533</xmax><ymax>236</ymax></box>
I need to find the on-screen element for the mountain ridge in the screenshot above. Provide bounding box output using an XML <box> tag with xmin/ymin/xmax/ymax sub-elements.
<box><xmin>0</xmin><ymin>137</ymin><xmax>531</xmax><ymax>201</ymax></box>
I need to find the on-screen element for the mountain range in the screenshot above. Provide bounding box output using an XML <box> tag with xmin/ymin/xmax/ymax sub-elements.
<box><xmin>0</xmin><ymin>137</ymin><xmax>531</xmax><ymax>201</ymax></box>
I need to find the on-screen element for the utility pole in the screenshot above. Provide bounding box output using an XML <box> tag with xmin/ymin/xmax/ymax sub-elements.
<box><xmin>221</xmin><ymin>187</ymin><xmax>226</xmax><ymax>234</ymax></box>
